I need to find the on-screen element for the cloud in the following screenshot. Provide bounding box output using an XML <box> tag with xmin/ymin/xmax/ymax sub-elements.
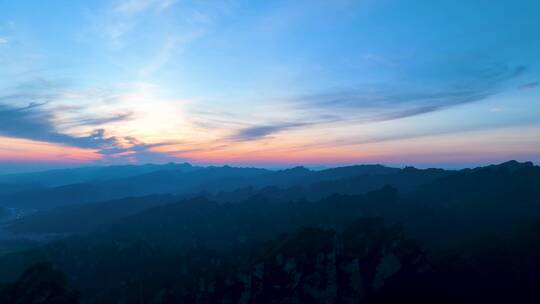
<box><xmin>298</xmin><ymin>89</ymin><xmax>489</xmax><ymax>111</ymax></box>
<box><xmin>229</xmin><ymin>114</ymin><xmax>342</xmax><ymax>142</ymax></box>
<box><xmin>114</xmin><ymin>0</ymin><xmax>176</xmax><ymax>15</ymax></box>
<box><xmin>97</xmin><ymin>0</ymin><xmax>179</xmax><ymax>48</ymax></box>
<box><xmin>0</xmin><ymin>102</ymin><xmax>115</xmax><ymax>149</ymax></box>
<box><xmin>0</xmin><ymin>38</ymin><xmax>7</xmax><ymax>44</ymax></box>
<box><xmin>0</xmin><ymin>79</ymin><xmax>134</xmax><ymax>137</ymax></box>
<box><xmin>519</xmin><ymin>81</ymin><xmax>540</xmax><ymax>89</ymax></box>
<box><xmin>294</xmin><ymin>64</ymin><xmax>528</xmax><ymax>123</ymax></box>
<box><xmin>66</xmin><ymin>111</ymin><xmax>134</xmax><ymax>127</ymax></box>
<box><xmin>137</xmin><ymin>32</ymin><xmax>205</xmax><ymax>77</ymax></box>
<box><xmin>97</xmin><ymin>136</ymin><xmax>186</xmax><ymax>164</ymax></box>
<box><xmin>228</xmin><ymin>81</ymin><xmax>507</xmax><ymax>143</ymax></box>
<box><xmin>230</xmin><ymin>122</ymin><xmax>309</xmax><ymax>141</ymax></box>
<box><xmin>225</xmin><ymin>62</ymin><xmax>531</xmax><ymax>142</ymax></box>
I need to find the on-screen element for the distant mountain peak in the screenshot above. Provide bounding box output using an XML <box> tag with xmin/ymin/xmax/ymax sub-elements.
<box><xmin>284</xmin><ymin>166</ymin><xmax>310</xmax><ymax>172</ymax></box>
<box><xmin>494</xmin><ymin>160</ymin><xmax>534</xmax><ymax>170</ymax></box>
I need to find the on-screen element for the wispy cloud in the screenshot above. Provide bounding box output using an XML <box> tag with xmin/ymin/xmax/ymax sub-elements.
<box><xmin>65</xmin><ymin>111</ymin><xmax>134</xmax><ymax>127</ymax></box>
<box><xmin>519</xmin><ymin>81</ymin><xmax>539</xmax><ymax>90</ymax></box>
<box><xmin>223</xmin><ymin>62</ymin><xmax>530</xmax><ymax>142</ymax></box>
<box><xmin>228</xmin><ymin>114</ymin><xmax>340</xmax><ymax>142</ymax></box>
<box><xmin>90</xmin><ymin>0</ymin><xmax>218</xmax><ymax>78</ymax></box>
<box><xmin>230</xmin><ymin>122</ymin><xmax>310</xmax><ymax>142</ymax></box>
<box><xmin>95</xmin><ymin>0</ymin><xmax>178</xmax><ymax>48</ymax></box>
<box><xmin>295</xmin><ymin>64</ymin><xmax>526</xmax><ymax>115</ymax></box>
<box><xmin>114</xmin><ymin>0</ymin><xmax>177</xmax><ymax>15</ymax></box>
<box><xmin>0</xmin><ymin>102</ymin><xmax>115</xmax><ymax>149</ymax></box>
<box><xmin>296</xmin><ymin>88</ymin><xmax>491</xmax><ymax>113</ymax></box>
<box><xmin>137</xmin><ymin>31</ymin><xmax>204</xmax><ymax>77</ymax></box>
<box><xmin>96</xmin><ymin>136</ymin><xmax>183</xmax><ymax>164</ymax></box>
<box><xmin>0</xmin><ymin>38</ymin><xmax>7</xmax><ymax>45</ymax></box>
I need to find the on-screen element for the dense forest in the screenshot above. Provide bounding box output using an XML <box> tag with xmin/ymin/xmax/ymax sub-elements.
<box><xmin>0</xmin><ymin>160</ymin><xmax>539</xmax><ymax>303</ymax></box>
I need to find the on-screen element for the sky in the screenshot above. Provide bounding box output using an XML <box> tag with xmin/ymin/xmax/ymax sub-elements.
<box><xmin>0</xmin><ymin>0</ymin><xmax>539</xmax><ymax>172</ymax></box>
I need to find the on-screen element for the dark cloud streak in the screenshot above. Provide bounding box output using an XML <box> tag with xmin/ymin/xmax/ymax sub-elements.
<box><xmin>519</xmin><ymin>81</ymin><xmax>539</xmax><ymax>89</ymax></box>
<box><xmin>229</xmin><ymin>63</ymin><xmax>531</xmax><ymax>142</ymax></box>
<box><xmin>230</xmin><ymin>122</ymin><xmax>310</xmax><ymax>141</ymax></box>
<box><xmin>296</xmin><ymin>64</ymin><xmax>527</xmax><ymax>113</ymax></box>
<box><xmin>0</xmin><ymin>102</ymin><xmax>120</xmax><ymax>149</ymax></box>
<box><xmin>67</xmin><ymin>111</ymin><xmax>134</xmax><ymax>127</ymax></box>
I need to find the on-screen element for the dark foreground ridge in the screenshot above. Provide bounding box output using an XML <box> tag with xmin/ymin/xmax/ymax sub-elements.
<box><xmin>0</xmin><ymin>160</ymin><xmax>539</xmax><ymax>303</ymax></box>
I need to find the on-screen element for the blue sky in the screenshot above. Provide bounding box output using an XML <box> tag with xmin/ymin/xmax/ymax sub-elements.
<box><xmin>0</xmin><ymin>0</ymin><xmax>539</xmax><ymax>172</ymax></box>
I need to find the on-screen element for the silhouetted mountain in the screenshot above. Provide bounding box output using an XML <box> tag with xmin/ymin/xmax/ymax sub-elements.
<box><xmin>210</xmin><ymin>166</ymin><xmax>449</xmax><ymax>203</ymax></box>
<box><xmin>0</xmin><ymin>206</ymin><xmax>8</xmax><ymax>221</ymax></box>
<box><xmin>483</xmin><ymin>159</ymin><xmax>534</xmax><ymax>172</ymax></box>
<box><xmin>248</xmin><ymin>164</ymin><xmax>402</xmax><ymax>188</ymax></box>
<box><xmin>0</xmin><ymin>183</ymin><xmax>45</xmax><ymax>196</ymax></box>
<box><xmin>9</xmin><ymin>213</ymin><xmax>540</xmax><ymax>304</ymax></box>
<box><xmin>412</xmin><ymin>160</ymin><xmax>538</xmax><ymax>207</ymax></box>
<box><xmin>0</xmin><ymin>166</ymin><xmax>269</xmax><ymax>210</ymax></box>
<box><xmin>145</xmin><ymin>219</ymin><xmax>425</xmax><ymax>304</ymax></box>
<box><xmin>0</xmin><ymin>188</ymin><xmax>401</xmax><ymax>282</ymax></box>
<box><xmin>373</xmin><ymin>217</ymin><xmax>540</xmax><ymax>304</ymax></box>
<box><xmin>400</xmin><ymin>161</ymin><xmax>540</xmax><ymax>245</ymax></box>
<box><xmin>6</xmin><ymin>194</ymin><xmax>178</xmax><ymax>235</ymax></box>
<box><xmin>98</xmin><ymin>189</ymin><xmax>400</xmax><ymax>252</ymax></box>
<box><xmin>0</xmin><ymin>163</ymin><xmax>443</xmax><ymax>210</ymax></box>
<box><xmin>0</xmin><ymin>218</ymin><xmax>426</xmax><ymax>303</ymax></box>
<box><xmin>0</xmin><ymin>263</ymin><xmax>79</xmax><ymax>304</ymax></box>
<box><xmin>0</xmin><ymin>162</ymin><xmax>198</xmax><ymax>188</ymax></box>
<box><xmin>0</xmin><ymin>160</ymin><xmax>538</xmax><ymax>303</ymax></box>
<box><xmin>4</xmin><ymin>161</ymin><xmax>538</xmax><ymax>245</ymax></box>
